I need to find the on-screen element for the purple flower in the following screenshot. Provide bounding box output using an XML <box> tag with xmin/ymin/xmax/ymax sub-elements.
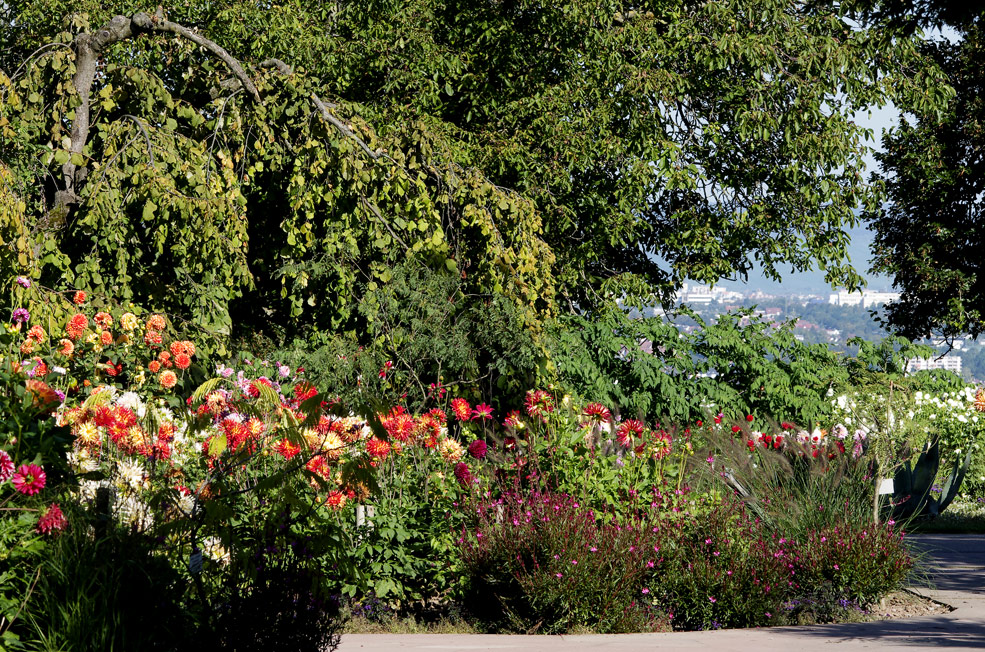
<box><xmin>15</xmin><ymin>277</ymin><xmax>31</xmax><ymax>289</ymax></box>
<box><xmin>11</xmin><ymin>308</ymin><xmax>29</xmax><ymax>324</ymax></box>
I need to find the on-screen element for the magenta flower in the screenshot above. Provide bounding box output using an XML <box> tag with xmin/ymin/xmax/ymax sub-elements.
<box><xmin>11</xmin><ymin>464</ymin><xmax>45</xmax><ymax>495</ymax></box>
<box><xmin>36</xmin><ymin>503</ymin><xmax>67</xmax><ymax>535</ymax></box>
<box><xmin>471</xmin><ymin>403</ymin><xmax>494</xmax><ymax>421</ymax></box>
<box><xmin>453</xmin><ymin>462</ymin><xmax>472</xmax><ymax>487</ymax></box>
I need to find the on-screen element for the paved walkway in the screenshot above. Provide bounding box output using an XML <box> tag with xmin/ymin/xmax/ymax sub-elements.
<box><xmin>339</xmin><ymin>534</ymin><xmax>985</xmax><ymax>651</ymax></box>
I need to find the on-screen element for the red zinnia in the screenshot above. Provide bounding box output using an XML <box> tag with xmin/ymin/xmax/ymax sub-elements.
<box><xmin>36</xmin><ymin>503</ymin><xmax>67</xmax><ymax>535</ymax></box>
<box><xmin>11</xmin><ymin>464</ymin><xmax>46</xmax><ymax>495</ymax></box>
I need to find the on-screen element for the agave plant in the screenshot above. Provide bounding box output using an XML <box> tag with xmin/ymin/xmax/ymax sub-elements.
<box><xmin>892</xmin><ymin>435</ymin><xmax>972</xmax><ymax>518</ymax></box>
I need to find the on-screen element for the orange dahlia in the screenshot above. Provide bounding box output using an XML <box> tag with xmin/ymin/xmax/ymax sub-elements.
<box><xmin>66</xmin><ymin>313</ymin><xmax>88</xmax><ymax>340</ymax></box>
<box><xmin>72</xmin><ymin>291</ymin><xmax>86</xmax><ymax>305</ymax></box>
<box><xmin>159</xmin><ymin>370</ymin><xmax>178</xmax><ymax>389</ymax></box>
<box><xmin>27</xmin><ymin>325</ymin><xmax>46</xmax><ymax>342</ymax></box>
<box><xmin>93</xmin><ymin>311</ymin><xmax>113</xmax><ymax>329</ymax></box>
<box><xmin>145</xmin><ymin>314</ymin><xmax>166</xmax><ymax>332</ymax></box>
<box><xmin>325</xmin><ymin>490</ymin><xmax>348</xmax><ymax>511</ymax></box>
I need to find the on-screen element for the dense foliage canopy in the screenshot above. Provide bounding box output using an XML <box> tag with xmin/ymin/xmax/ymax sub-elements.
<box><xmin>0</xmin><ymin>1</ymin><xmax>950</xmax><ymax>355</ymax></box>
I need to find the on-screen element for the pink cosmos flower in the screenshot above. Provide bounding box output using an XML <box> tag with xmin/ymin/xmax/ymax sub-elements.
<box><xmin>471</xmin><ymin>403</ymin><xmax>494</xmax><ymax>421</ymax></box>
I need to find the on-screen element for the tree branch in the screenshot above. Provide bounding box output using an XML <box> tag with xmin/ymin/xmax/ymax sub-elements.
<box><xmin>56</xmin><ymin>9</ymin><xmax>260</xmax><ymax>215</ymax></box>
<box><xmin>309</xmin><ymin>93</ymin><xmax>379</xmax><ymax>160</ymax></box>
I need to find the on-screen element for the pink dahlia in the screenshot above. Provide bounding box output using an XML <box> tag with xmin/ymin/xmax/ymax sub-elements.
<box><xmin>11</xmin><ymin>464</ymin><xmax>46</xmax><ymax>495</ymax></box>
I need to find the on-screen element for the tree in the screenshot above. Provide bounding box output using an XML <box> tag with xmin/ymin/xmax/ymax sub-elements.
<box><xmin>866</xmin><ymin>10</ymin><xmax>985</xmax><ymax>341</ymax></box>
<box><xmin>1</xmin><ymin>1</ymin><xmax>951</xmax><ymax>333</ymax></box>
<box><xmin>1</xmin><ymin>8</ymin><xmax>555</xmax><ymax>357</ymax></box>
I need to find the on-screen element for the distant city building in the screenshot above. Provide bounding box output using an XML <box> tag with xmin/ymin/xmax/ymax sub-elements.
<box><xmin>675</xmin><ymin>283</ymin><xmax>744</xmax><ymax>305</ymax></box>
<box><xmin>828</xmin><ymin>290</ymin><xmax>900</xmax><ymax>308</ymax></box>
<box><xmin>907</xmin><ymin>356</ymin><xmax>962</xmax><ymax>374</ymax></box>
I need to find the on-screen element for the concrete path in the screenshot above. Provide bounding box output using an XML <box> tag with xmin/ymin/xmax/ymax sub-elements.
<box><xmin>338</xmin><ymin>534</ymin><xmax>985</xmax><ymax>651</ymax></box>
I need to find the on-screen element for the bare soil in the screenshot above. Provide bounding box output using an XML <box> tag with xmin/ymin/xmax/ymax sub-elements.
<box><xmin>864</xmin><ymin>590</ymin><xmax>953</xmax><ymax>621</ymax></box>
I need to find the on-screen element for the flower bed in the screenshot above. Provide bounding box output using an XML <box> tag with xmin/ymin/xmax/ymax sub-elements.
<box><xmin>0</xmin><ymin>289</ymin><xmax>938</xmax><ymax>641</ymax></box>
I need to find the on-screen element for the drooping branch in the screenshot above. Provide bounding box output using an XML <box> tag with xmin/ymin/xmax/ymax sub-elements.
<box><xmin>309</xmin><ymin>93</ymin><xmax>380</xmax><ymax>161</ymax></box>
<box><xmin>132</xmin><ymin>11</ymin><xmax>260</xmax><ymax>102</ymax></box>
<box><xmin>258</xmin><ymin>58</ymin><xmax>380</xmax><ymax>161</ymax></box>
<box><xmin>56</xmin><ymin>9</ymin><xmax>260</xmax><ymax>214</ymax></box>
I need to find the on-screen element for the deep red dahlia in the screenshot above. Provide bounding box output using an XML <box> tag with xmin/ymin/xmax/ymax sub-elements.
<box><xmin>453</xmin><ymin>462</ymin><xmax>472</xmax><ymax>487</ymax></box>
<box><xmin>467</xmin><ymin>439</ymin><xmax>488</xmax><ymax>459</ymax></box>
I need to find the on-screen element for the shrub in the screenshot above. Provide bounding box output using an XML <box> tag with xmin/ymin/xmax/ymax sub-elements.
<box><xmin>647</xmin><ymin>497</ymin><xmax>798</xmax><ymax>630</ymax></box>
<box><xmin>460</xmin><ymin>491</ymin><xmax>668</xmax><ymax>634</ymax></box>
